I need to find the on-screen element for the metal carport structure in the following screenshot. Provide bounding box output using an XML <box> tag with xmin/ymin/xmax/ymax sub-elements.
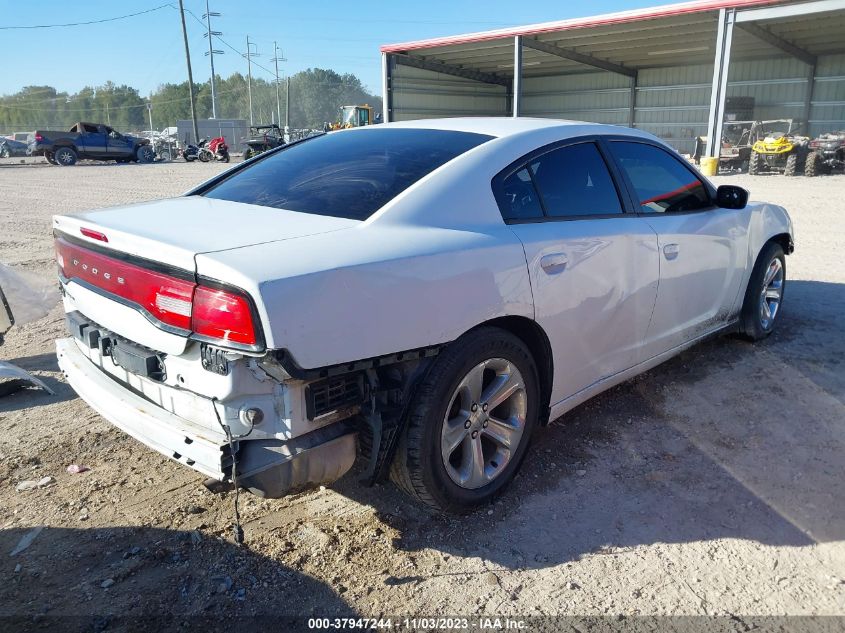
<box><xmin>380</xmin><ymin>0</ymin><xmax>845</xmax><ymax>157</ymax></box>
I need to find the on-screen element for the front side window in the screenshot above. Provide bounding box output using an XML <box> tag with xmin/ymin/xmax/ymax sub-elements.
<box><xmin>202</xmin><ymin>128</ymin><xmax>492</xmax><ymax>220</ymax></box>
<box><xmin>611</xmin><ymin>141</ymin><xmax>711</xmax><ymax>213</ymax></box>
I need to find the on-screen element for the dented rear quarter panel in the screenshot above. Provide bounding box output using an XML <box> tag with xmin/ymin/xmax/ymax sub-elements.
<box><xmin>195</xmin><ymin>223</ymin><xmax>534</xmax><ymax>369</ymax></box>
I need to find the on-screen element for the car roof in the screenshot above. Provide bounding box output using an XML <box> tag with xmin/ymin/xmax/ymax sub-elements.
<box><xmin>352</xmin><ymin>116</ymin><xmax>656</xmax><ymax>142</ymax></box>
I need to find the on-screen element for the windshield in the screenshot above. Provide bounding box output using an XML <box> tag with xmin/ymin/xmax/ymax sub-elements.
<box><xmin>201</xmin><ymin>128</ymin><xmax>493</xmax><ymax>220</ymax></box>
<box><xmin>758</xmin><ymin>121</ymin><xmax>793</xmax><ymax>138</ymax></box>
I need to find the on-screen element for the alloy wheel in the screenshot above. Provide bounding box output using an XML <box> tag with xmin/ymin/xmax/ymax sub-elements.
<box><xmin>760</xmin><ymin>257</ymin><xmax>784</xmax><ymax>329</ymax></box>
<box><xmin>440</xmin><ymin>358</ymin><xmax>527</xmax><ymax>490</ymax></box>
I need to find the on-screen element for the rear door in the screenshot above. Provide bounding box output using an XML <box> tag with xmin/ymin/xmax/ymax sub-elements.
<box><xmin>607</xmin><ymin>139</ymin><xmax>747</xmax><ymax>360</ymax></box>
<box><xmin>497</xmin><ymin>138</ymin><xmax>659</xmax><ymax>404</ymax></box>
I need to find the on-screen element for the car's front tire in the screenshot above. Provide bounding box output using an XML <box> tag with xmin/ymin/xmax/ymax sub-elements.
<box><xmin>390</xmin><ymin>327</ymin><xmax>540</xmax><ymax>513</ymax></box>
<box><xmin>738</xmin><ymin>241</ymin><xmax>786</xmax><ymax>341</ymax></box>
<box><xmin>135</xmin><ymin>146</ymin><xmax>155</xmax><ymax>163</ymax></box>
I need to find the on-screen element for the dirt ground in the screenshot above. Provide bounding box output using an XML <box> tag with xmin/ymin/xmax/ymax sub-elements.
<box><xmin>0</xmin><ymin>158</ymin><xmax>843</xmax><ymax>628</ymax></box>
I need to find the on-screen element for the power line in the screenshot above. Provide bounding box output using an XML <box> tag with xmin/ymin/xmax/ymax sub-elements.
<box><xmin>180</xmin><ymin>7</ymin><xmax>280</xmax><ymax>79</ymax></box>
<box><xmin>0</xmin><ymin>3</ymin><xmax>172</xmax><ymax>30</ymax></box>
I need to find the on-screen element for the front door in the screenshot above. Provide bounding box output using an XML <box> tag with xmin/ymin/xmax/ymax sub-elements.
<box><xmin>79</xmin><ymin>123</ymin><xmax>107</xmax><ymax>156</ymax></box>
<box><xmin>104</xmin><ymin>126</ymin><xmax>133</xmax><ymax>158</ymax></box>
<box><xmin>607</xmin><ymin>140</ymin><xmax>747</xmax><ymax>360</ymax></box>
<box><xmin>498</xmin><ymin>140</ymin><xmax>660</xmax><ymax>404</ymax></box>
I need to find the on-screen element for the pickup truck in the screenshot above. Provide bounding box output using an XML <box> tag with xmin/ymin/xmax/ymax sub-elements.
<box><xmin>29</xmin><ymin>122</ymin><xmax>155</xmax><ymax>166</ymax></box>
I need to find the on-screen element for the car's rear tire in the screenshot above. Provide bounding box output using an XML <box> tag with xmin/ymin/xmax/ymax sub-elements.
<box><xmin>54</xmin><ymin>147</ymin><xmax>77</xmax><ymax>166</ymax></box>
<box><xmin>738</xmin><ymin>241</ymin><xmax>786</xmax><ymax>342</ymax></box>
<box><xmin>135</xmin><ymin>145</ymin><xmax>155</xmax><ymax>163</ymax></box>
<box><xmin>748</xmin><ymin>150</ymin><xmax>761</xmax><ymax>175</ymax></box>
<box><xmin>390</xmin><ymin>326</ymin><xmax>540</xmax><ymax>513</ymax></box>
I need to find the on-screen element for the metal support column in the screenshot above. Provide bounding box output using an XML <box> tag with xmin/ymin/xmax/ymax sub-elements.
<box><xmin>802</xmin><ymin>63</ymin><xmax>816</xmax><ymax>135</ymax></box>
<box><xmin>382</xmin><ymin>52</ymin><xmax>392</xmax><ymax>123</ymax></box>
<box><xmin>629</xmin><ymin>74</ymin><xmax>637</xmax><ymax>128</ymax></box>
<box><xmin>513</xmin><ymin>36</ymin><xmax>523</xmax><ymax>118</ymax></box>
<box><xmin>706</xmin><ymin>8</ymin><xmax>735</xmax><ymax>158</ymax></box>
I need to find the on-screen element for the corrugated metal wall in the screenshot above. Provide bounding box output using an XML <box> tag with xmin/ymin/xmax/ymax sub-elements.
<box><xmin>390</xmin><ymin>54</ymin><xmax>845</xmax><ymax>145</ymax></box>
<box><xmin>391</xmin><ymin>63</ymin><xmax>508</xmax><ymax>121</ymax></box>
<box><xmin>634</xmin><ymin>65</ymin><xmax>713</xmax><ymax>153</ymax></box>
<box><xmin>522</xmin><ymin>73</ymin><xmax>631</xmax><ymax>125</ymax></box>
<box><xmin>812</xmin><ymin>53</ymin><xmax>845</xmax><ymax>137</ymax></box>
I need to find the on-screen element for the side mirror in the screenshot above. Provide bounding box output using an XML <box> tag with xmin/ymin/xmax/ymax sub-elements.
<box><xmin>716</xmin><ymin>184</ymin><xmax>748</xmax><ymax>209</ymax></box>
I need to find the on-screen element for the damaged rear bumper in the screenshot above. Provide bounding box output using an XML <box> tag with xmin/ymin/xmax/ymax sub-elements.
<box><xmin>56</xmin><ymin>336</ymin><xmax>359</xmax><ymax>496</ymax></box>
<box><xmin>56</xmin><ymin>337</ymin><xmax>230</xmax><ymax>479</ymax></box>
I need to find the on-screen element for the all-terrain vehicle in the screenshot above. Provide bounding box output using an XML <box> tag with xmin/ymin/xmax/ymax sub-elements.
<box><xmin>242</xmin><ymin>124</ymin><xmax>284</xmax><ymax>160</ymax></box>
<box><xmin>694</xmin><ymin>120</ymin><xmax>757</xmax><ymax>172</ymax></box>
<box><xmin>748</xmin><ymin>119</ymin><xmax>810</xmax><ymax>176</ymax></box>
<box><xmin>805</xmin><ymin>130</ymin><xmax>845</xmax><ymax>176</ymax></box>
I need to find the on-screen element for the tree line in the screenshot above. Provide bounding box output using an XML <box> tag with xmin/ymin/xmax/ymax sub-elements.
<box><xmin>0</xmin><ymin>69</ymin><xmax>380</xmax><ymax>133</ymax></box>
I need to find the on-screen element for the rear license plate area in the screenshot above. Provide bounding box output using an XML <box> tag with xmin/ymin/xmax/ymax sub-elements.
<box><xmin>67</xmin><ymin>311</ymin><xmax>166</xmax><ymax>381</ymax></box>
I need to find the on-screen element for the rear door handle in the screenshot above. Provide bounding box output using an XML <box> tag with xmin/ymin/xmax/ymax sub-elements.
<box><xmin>663</xmin><ymin>243</ymin><xmax>680</xmax><ymax>260</ymax></box>
<box><xmin>540</xmin><ymin>252</ymin><xmax>568</xmax><ymax>274</ymax></box>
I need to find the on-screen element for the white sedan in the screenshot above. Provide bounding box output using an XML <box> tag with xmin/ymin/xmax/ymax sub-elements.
<box><xmin>54</xmin><ymin>118</ymin><xmax>793</xmax><ymax>512</ymax></box>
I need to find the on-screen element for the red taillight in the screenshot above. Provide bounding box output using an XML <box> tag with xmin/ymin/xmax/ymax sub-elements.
<box><xmin>55</xmin><ymin>237</ymin><xmax>258</xmax><ymax>348</ymax></box>
<box><xmin>192</xmin><ymin>286</ymin><xmax>257</xmax><ymax>346</ymax></box>
<box><xmin>34</xmin><ymin>133</ymin><xmax>43</xmax><ymax>142</ymax></box>
<box><xmin>80</xmin><ymin>227</ymin><xmax>109</xmax><ymax>242</ymax></box>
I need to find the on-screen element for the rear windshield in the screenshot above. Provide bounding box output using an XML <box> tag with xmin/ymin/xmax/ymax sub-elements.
<box><xmin>201</xmin><ymin>128</ymin><xmax>493</xmax><ymax>220</ymax></box>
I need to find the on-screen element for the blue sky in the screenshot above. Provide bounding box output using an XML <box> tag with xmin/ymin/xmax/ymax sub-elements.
<box><xmin>0</xmin><ymin>0</ymin><xmax>659</xmax><ymax>97</ymax></box>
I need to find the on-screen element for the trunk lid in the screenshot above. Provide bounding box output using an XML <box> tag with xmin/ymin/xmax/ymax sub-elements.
<box><xmin>53</xmin><ymin>196</ymin><xmax>359</xmax><ymax>272</ymax></box>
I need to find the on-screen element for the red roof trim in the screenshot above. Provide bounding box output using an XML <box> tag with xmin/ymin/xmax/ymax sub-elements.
<box><xmin>379</xmin><ymin>0</ymin><xmax>788</xmax><ymax>53</ymax></box>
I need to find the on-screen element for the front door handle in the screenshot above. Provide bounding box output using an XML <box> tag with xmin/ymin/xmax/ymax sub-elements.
<box><xmin>540</xmin><ymin>252</ymin><xmax>568</xmax><ymax>274</ymax></box>
<box><xmin>663</xmin><ymin>243</ymin><xmax>680</xmax><ymax>260</ymax></box>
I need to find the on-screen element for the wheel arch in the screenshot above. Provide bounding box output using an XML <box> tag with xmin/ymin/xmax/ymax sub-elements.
<box><xmin>469</xmin><ymin>315</ymin><xmax>554</xmax><ymax>426</ymax></box>
<box><xmin>769</xmin><ymin>232</ymin><xmax>794</xmax><ymax>256</ymax></box>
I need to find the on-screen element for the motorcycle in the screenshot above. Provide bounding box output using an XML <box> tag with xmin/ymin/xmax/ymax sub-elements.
<box><xmin>180</xmin><ymin>139</ymin><xmax>203</xmax><ymax>162</ymax></box>
<box><xmin>199</xmin><ymin>136</ymin><xmax>230</xmax><ymax>163</ymax></box>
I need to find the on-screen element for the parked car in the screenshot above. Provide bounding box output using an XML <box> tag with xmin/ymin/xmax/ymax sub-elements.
<box><xmin>0</xmin><ymin>138</ymin><xmax>29</xmax><ymax>158</ymax></box>
<box><xmin>29</xmin><ymin>122</ymin><xmax>154</xmax><ymax>166</ymax></box>
<box><xmin>54</xmin><ymin>119</ymin><xmax>793</xmax><ymax>512</ymax></box>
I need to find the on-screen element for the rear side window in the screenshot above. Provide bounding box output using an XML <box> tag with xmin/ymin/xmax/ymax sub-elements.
<box><xmin>611</xmin><ymin>141</ymin><xmax>711</xmax><ymax>213</ymax></box>
<box><xmin>530</xmin><ymin>143</ymin><xmax>622</xmax><ymax>217</ymax></box>
<box><xmin>202</xmin><ymin>128</ymin><xmax>492</xmax><ymax>220</ymax></box>
<box><xmin>501</xmin><ymin>168</ymin><xmax>544</xmax><ymax>220</ymax></box>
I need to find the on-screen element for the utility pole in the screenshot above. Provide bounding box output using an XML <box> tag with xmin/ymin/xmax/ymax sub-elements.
<box><xmin>203</xmin><ymin>0</ymin><xmax>223</xmax><ymax>119</ymax></box>
<box><xmin>245</xmin><ymin>36</ymin><xmax>259</xmax><ymax>125</ymax></box>
<box><xmin>178</xmin><ymin>0</ymin><xmax>199</xmax><ymax>144</ymax></box>
<box><xmin>272</xmin><ymin>42</ymin><xmax>287</xmax><ymax>129</ymax></box>
<box><xmin>285</xmin><ymin>77</ymin><xmax>290</xmax><ymax>129</ymax></box>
